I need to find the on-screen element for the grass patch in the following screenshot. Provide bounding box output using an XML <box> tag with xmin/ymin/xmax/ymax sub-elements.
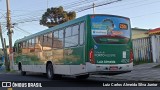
<box><xmin>133</xmin><ymin>60</ymin><xmax>151</xmax><ymax>66</ymax></box>
<box><xmin>153</xmin><ymin>64</ymin><xmax>160</xmax><ymax>68</ymax></box>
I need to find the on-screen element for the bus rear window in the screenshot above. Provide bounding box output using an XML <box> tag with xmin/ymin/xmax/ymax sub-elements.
<box><xmin>91</xmin><ymin>15</ymin><xmax>130</xmax><ymax>44</ymax></box>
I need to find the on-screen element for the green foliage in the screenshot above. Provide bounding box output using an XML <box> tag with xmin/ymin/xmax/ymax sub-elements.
<box><xmin>40</xmin><ymin>6</ymin><xmax>76</xmax><ymax>28</ymax></box>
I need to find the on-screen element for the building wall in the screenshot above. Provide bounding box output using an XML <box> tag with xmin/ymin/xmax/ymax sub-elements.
<box><xmin>132</xmin><ymin>37</ymin><xmax>152</xmax><ymax>62</ymax></box>
<box><xmin>132</xmin><ymin>28</ymin><xmax>149</xmax><ymax>39</ymax></box>
<box><xmin>151</xmin><ymin>35</ymin><xmax>160</xmax><ymax>63</ymax></box>
<box><xmin>131</xmin><ymin>28</ymin><xmax>152</xmax><ymax>62</ymax></box>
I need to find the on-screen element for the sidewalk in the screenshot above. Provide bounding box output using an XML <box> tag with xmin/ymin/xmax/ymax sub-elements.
<box><xmin>92</xmin><ymin>63</ymin><xmax>160</xmax><ymax>81</ymax></box>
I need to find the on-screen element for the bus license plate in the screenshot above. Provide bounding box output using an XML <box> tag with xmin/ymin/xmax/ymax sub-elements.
<box><xmin>109</xmin><ymin>66</ymin><xmax>118</xmax><ymax>71</ymax></box>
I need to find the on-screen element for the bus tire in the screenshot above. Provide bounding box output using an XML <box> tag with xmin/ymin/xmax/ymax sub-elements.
<box><xmin>76</xmin><ymin>74</ymin><xmax>89</xmax><ymax>79</ymax></box>
<box><xmin>47</xmin><ymin>63</ymin><xmax>54</xmax><ymax>80</ymax></box>
<box><xmin>20</xmin><ymin>65</ymin><xmax>26</xmax><ymax>76</ymax></box>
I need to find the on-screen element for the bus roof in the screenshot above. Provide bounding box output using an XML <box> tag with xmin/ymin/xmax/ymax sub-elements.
<box><xmin>15</xmin><ymin>14</ymin><xmax>87</xmax><ymax>44</ymax></box>
<box><xmin>14</xmin><ymin>14</ymin><xmax>129</xmax><ymax>44</ymax></box>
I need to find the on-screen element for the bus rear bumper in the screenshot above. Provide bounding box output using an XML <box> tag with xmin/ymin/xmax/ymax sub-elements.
<box><xmin>86</xmin><ymin>62</ymin><xmax>133</xmax><ymax>74</ymax></box>
<box><xmin>90</xmin><ymin>71</ymin><xmax>131</xmax><ymax>75</ymax></box>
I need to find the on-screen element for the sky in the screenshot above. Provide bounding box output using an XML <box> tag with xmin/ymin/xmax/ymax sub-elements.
<box><xmin>0</xmin><ymin>0</ymin><xmax>160</xmax><ymax>48</ymax></box>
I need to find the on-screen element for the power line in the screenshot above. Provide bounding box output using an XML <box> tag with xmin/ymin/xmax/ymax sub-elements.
<box><xmin>3</xmin><ymin>0</ymin><xmax>91</xmax><ymax>23</ymax></box>
<box><xmin>2</xmin><ymin>0</ymin><xmax>160</xmax><ymax>26</ymax></box>
<box><xmin>8</xmin><ymin>0</ymin><xmax>122</xmax><ymax>24</ymax></box>
<box><xmin>64</xmin><ymin>0</ymin><xmax>99</xmax><ymax>10</ymax></box>
<box><xmin>96</xmin><ymin>0</ymin><xmax>149</xmax><ymax>10</ymax></box>
<box><xmin>73</xmin><ymin>0</ymin><xmax>122</xmax><ymax>12</ymax></box>
<box><xmin>14</xmin><ymin>26</ymin><xmax>32</xmax><ymax>35</ymax></box>
<box><xmin>1</xmin><ymin>0</ymin><xmax>110</xmax><ymax>25</ymax></box>
<box><xmin>10</xmin><ymin>0</ymin><xmax>97</xmax><ymax>18</ymax></box>
<box><xmin>130</xmin><ymin>11</ymin><xmax>160</xmax><ymax>19</ymax></box>
<box><xmin>103</xmin><ymin>0</ymin><xmax>160</xmax><ymax>13</ymax></box>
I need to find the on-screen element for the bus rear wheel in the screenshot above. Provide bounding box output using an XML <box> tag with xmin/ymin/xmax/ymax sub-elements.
<box><xmin>46</xmin><ymin>63</ymin><xmax>62</xmax><ymax>80</ymax></box>
<box><xmin>47</xmin><ymin>63</ymin><xmax>54</xmax><ymax>80</ymax></box>
<box><xmin>76</xmin><ymin>74</ymin><xmax>89</xmax><ymax>79</ymax></box>
<box><xmin>19</xmin><ymin>65</ymin><xmax>26</xmax><ymax>76</ymax></box>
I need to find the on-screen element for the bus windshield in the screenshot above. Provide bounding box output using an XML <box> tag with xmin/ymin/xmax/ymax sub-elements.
<box><xmin>91</xmin><ymin>15</ymin><xmax>131</xmax><ymax>44</ymax></box>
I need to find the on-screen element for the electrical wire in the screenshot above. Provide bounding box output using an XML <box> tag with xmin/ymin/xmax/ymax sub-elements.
<box><xmin>14</xmin><ymin>26</ymin><xmax>32</xmax><ymax>35</ymax></box>
<box><xmin>104</xmin><ymin>0</ymin><xmax>160</xmax><ymax>13</ymax></box>
<box><xmin>130</xmin><ymin>11</ymin><xmax>160</xmax><ymax>19</ymax></box>
<box><xmin>9</xmin><ymin>0</ymin><xmax>122</xmax><ymax>24</ymax></box>
<box><xmin>1</xmin><ymin>0</ymin><xmax>160</xmax><ymax>27</ymax></box>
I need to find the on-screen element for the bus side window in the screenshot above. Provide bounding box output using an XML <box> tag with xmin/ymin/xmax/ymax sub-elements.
<box><xmin>80</xmin><ymin>22</ymin><xmax>85</xmax><ymax>45</ymax></box>
<box><xmin>35</xmin><ymin>36</ymin><xmax>42</xmax><ymax>52</ymax></box>
<box><xmin>65</xmin><ymin>25</ymin><xmax>78</xmax><ymax>47</ymax></box>
<box><xmin>22</xmin><ymin>40</ymin><xmax>29</xmax><ymax>54</ymax></box>
<box><xmin>43</xmin><ymin>32</ymin><xmax>52</xmax><ymax>51</ymax></box>
<box><xmin>53</xmin><ymin>31</ymin><xmax>59</xmax><ymax>49</ymax></box>
<box><xmin>71</xmin><ymin>24</ymin><xmax>79</xmax><ymax>46</ymax></box>
<box><xmin>58</xmin><ymin>30</ymin><xmax>64</xmax><ymax>49</ymax></box>
<box><xmin>29</xmin><ymin>38</ymin><xmax>35</xmax><ymax>52</ymax></box>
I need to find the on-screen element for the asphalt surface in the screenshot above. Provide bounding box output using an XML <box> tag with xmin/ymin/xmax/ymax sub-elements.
<box><xmin>1</xmin><ymin>63</ymin><xmax>160</xmax><ymax>90</ymax></box>
<box><xmin>0</xmin><ymin>72</ymin><xmax>160</xmax><ymax>90</ymax></box>
<box><xmin>0</xmin><ymin>71</ymin><xmax>121</xmax><ymax>81</ymax></box>
<box><xmin>1</xmin><ymin>87</ymin><xmax>160</xmax><ymax>90</ymax></box>
<box><xmin>0</xmin><ymin>69</ymin><xmax>160</xmax><ymax>90</ymax></box>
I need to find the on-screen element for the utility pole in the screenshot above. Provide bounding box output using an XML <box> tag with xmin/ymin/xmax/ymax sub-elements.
<box><xmin>6</xmin><ymin>0</ymin><xmax>13</xmax><ymax>51</ymax></box>
<box><xmin>6</xmin><ymin>0</ymin><xmax>12</xmax><ymax>71</ymax></box>
<box><xmin>4</xmin><ymin>38</ymin><xmax>10</xmax><ymax>71</ymax></box>
<box><xmin>0</xmin><ymin>24</ymin><xmax>10</xmax><ymax>71</ymax></box>
<box><xmin>93</xmin><ymin>3</ymin><xmax>95</xmax><ymax>14</ymax></box>
<box><xmin>0</xmin><ymin>24</ymin><xmax>5</xmax><ymax>54</ymax></box>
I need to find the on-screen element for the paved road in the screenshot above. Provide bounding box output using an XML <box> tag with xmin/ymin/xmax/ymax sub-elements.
<box><xmin>1</xmin><ymin>63</ymin><xmax>160</xmax><ymax>90</ymax></box>
<box><xmin>0</xmin><ymin>72</ymin><xmax>120</xmax><ymax>81</ymax></box>
<box><xmin>0</xmin><ymin>65</ymin><xmax>126</xmax><ymax>88</ymax></box>
<box><xmin>0</xmin><ymin>72</ymin><xmax>160</xmax><ymax>90</ymax></box>
<box><xmin>0</xmin><ymin>72</ymin><xmax>124</xmax><ymax>87</ymax></box>
<box><xmin>1</xmin><ymin>87</ymin><xmax>160</xmax><ymax>90</ymax></box>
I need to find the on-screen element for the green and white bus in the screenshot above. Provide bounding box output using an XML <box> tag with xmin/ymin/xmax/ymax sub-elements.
<box><xmin>12</xmin><ymin>14</ymin><xmax>133</xmax><ymax>79</ymax></box>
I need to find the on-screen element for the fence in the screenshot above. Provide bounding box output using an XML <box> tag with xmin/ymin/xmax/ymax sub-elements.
<box><xmin>132</xmin><ymin>37</ymin><xmax>152</xmax><ymax>62</ymax></box>
<box><xmin>151</xmin><ymin>35</ymin><xmax>160</xmax><ymax>63</ymax></box>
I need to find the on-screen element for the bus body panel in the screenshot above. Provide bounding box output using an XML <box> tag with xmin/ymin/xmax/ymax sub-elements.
<box><xmin>88</xmin><ymin>15</ymin><xmax>132</xmax><ymax>67</ymax></box>
<box><xmin>93</xmin><ymin>44</ymin><xmax>131</xmax><ymax>64</ymax></box>
<box><xmin>12</xmin><ymin>14</ymin><xmax>133</xmax><ymax>76</ymax></box>
<box><xmin>86</xmin><ymin>62</ymin><xmax>133</xmax><ymax>73</ymax></box>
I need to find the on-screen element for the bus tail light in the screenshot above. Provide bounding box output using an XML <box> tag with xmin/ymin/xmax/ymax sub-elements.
<box><xmin>89</xmin><ymin>49</ymin><xmax>95</xmax><ymax>64</ymax></box>
<box><xmin>130</xmin><ymin>50</ymin><xmax>134</xmax><ymax>63</ymax></box>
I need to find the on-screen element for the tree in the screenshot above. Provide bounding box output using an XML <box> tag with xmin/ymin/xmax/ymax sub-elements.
<box><xmin>40</xmin><ymin>6</ymin><xmax>76</xmax><ymax>28</ymax></box>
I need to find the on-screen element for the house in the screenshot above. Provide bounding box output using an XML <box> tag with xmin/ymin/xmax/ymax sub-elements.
<box><xmin>131</xmin><ymin>28</ymin><xmax>152</xmax><ymax>62</ymax></box>
<box><xmin>148</xmin><ymin>28</ymin><xmax>160</xmax><ymax>63</ymax></box>
<box><xmin>132</xmin><ymin>27</ymin><xmax>149</xmax><ymax>39</ymax></box>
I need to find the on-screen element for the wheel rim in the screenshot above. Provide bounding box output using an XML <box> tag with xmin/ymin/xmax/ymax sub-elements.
<box><xmin>48</xmin><ymin>69</ymin><xmax>51</xmax><ymax>78</ymax></box>
<box><xmin>47</xmin><ymin>65</ymin><xmax>53</xmax><ymax>78</ymax></box>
